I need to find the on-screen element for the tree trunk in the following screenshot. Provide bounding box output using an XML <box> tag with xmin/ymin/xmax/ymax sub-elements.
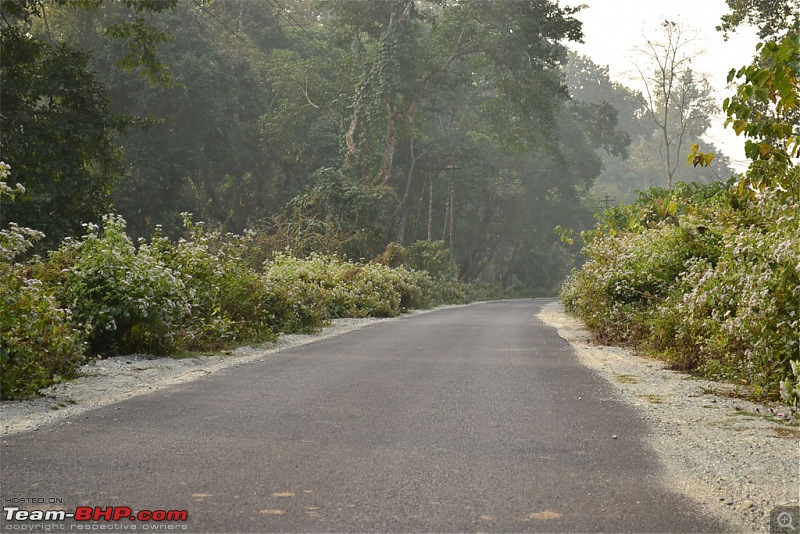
<box><xmin>342</xmin><ymin>98</ymin><xmax>363</xmax><ymax>173</ymax></box>
<box><xmin>499</xmin><ymin>243</ymin><xmax>520</xmax><ymax>291</ymax></box>
<box><xmin>427</xmin><ymin>172</ymin><xmax>434</xmax><ymax>241</ymax></box>
<box><xmin>378</xmin><ymin>102</ymin><xmax>400</xmax><ymax>186</ymax></box>
<box><xmin>395</xmin><ymin>131</ymin><xmax>426</xmax><ymax>244</ymax></box>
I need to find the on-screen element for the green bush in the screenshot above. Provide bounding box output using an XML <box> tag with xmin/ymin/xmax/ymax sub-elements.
<box><xmin>355</xmin><ymin>262</ymin><xmax>421</xmax><ymax>315</ymax></box>
<box><xmin>0</xmin><ymin>227</ymin><xmax>89</xmax><ymax>399</ymax></box>
<box><xmin>0</xmin><ymin>166</ymin><xmax>88</xmax><ymax>399</ymax></box>
<box><xmin>262</xmin><ymin>252</ymin><xmax>343</xmax><ymax>331</ymax></box>
<box><xmin>660</xmin><ymin>214</ymin><xmax>800</xmax><ymax>400</ymax></box>
<box><xmin>261</xmin><ymin>252</ymin><xmax>440</xmax><ymax>328</ymax></box>
<box><xmin>405</xmin><ymin>240</ymin><xmax>450</xmax><ymax>279</ymax></box>
<box><xmin>52</xmin><ymin>214</ymin><xmax>190</xmax><ymax>356</ymax></box>
<box><xmin>153</xmin><ymin>216</ymin><xmax>276</xmax><ymax>350</ymax></box>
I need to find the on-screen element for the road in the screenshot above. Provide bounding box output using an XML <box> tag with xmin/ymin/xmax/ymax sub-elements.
<box><xmin>1</xmin><ymin>299</ymin><xmax>727</xmax><ymax>532</ymax></box>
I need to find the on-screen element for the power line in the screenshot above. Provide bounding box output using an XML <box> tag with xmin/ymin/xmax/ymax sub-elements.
<box><xmin>266</xmin><ymin>0</ymin><xmax>349</xmax><ymax>72</ymax></box>
<box><xmin>267</xmin><ymin>0</ymin><xmax>330</xmax><ymax>53</ymax></box>
<box><xmin>190</xmin><ymin>0</ymin><xmax>254</xmax><ymax>50</ymax></box>
<box><xmin>190</xmin><ymin>0</ymin><xmax>348</xmax><ymax>74</ymax></box>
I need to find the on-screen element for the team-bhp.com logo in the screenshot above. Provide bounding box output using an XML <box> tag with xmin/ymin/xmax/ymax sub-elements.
<box><xmin>4</xmin><ymin>506</ymin><xmax>188</xmax><ymax>522</ymax></box>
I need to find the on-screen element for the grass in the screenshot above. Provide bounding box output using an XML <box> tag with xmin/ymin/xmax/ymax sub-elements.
<box><xmin>636</xmin><ymin>394</ymin><xmax>665</xmax><ymax>404</ymax></box>
<box><xmin>770</xmin><ymin>426</ymin><xmax>800</xmax><ymax>439</ymax></box>
<box><xmin>614</xmin><ymin>374</ymin><xmax>640</xmax><ymax>384</ymax></box>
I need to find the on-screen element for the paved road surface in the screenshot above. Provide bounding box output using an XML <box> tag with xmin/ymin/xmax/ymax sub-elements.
<box><xmin>1</xmin><ymin>299</ymin><xmax>727</xmax><ymax>532</ymax></box>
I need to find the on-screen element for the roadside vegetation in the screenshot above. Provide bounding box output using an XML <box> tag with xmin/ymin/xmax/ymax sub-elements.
<box><xmin>562</xmin><ymin>34</ymin><xmax>800</xmax><ymax>405</ymax></box>
<box><xmin>0</xmin><ymin>190</ymin><xmax>472</xmax><ymax>399</ymax></box>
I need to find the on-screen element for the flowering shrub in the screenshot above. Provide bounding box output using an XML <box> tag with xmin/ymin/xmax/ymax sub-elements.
<box><xmin>53</xmin><ymin>214</ymin><xmax>190</xmax><ymax>356</ymax></box>
<box><xmin>662</xmin><ymin>203</ymin><xmax>800</xmax><ymax>401</ymax></box>
<box><xmin>261</xmin><ymin>252</ymin><xmax>340</xmax><ymax>332</ymax></box>
<box><xmin>353</xmin><ymin>262</ymin><xmax>426</xmax><ymax>315</ymax></box>
<box><xmin>262</xmin><ymin>252</ymin><xmax>442</xmax><ymax>330</ymax></box>
<box><xmin>562</xmin><ymin>184</ymin><xmax>800</xmax><ymax>404</ymax></box>
<box><xmin>1</xmin><ymin>164</ymin><xmax>88</xmax><ymax>399</ymax></box>
<box><xmin>153</xmin><ymin>215</ymin><xmax>276</xmax><ymax>350</ymax></box>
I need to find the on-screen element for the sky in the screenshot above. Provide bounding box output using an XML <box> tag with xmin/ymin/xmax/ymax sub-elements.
<box><xmin>568</xmin><ymin>0</ymin><xmax>761</xmax><ymax>173</ymax></box>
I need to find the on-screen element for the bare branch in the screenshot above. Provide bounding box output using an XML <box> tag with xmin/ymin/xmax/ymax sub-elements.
<box><xmin>303</xmin><ymin>77</ymin><xmax>320</xmax><ymax>109</ymax></box>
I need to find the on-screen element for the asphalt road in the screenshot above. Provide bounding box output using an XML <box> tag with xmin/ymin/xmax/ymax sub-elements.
<box><xmin>1</xmin><ymin>299</ymin><xmax>727</xmax><ymax>533</ymax></box>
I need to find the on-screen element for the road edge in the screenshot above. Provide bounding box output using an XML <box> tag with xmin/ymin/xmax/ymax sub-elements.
<box><xmin>537</xmin><ymin>299</ymin><xmax>798</xmax><ymax>534</ymax></box>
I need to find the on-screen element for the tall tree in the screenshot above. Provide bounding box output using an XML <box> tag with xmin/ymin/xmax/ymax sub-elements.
<box><xmin>632</xmin><ymin>20</ymin><xmax>716</xmax><ymax>189</ymax></box>
<box><xmin>0</xmin><ymin>0</ymin><xmax>176</xmax><ymax>245</ymax></box>
<box><xmin>0</xmin><ymin>26</ymin><xmax>122</xmax><ymax>244</ymax></box>
<box><xmin>565</xmin><ymin>51</ymin><xmax>734</xmax><ymax>204</ymax></box>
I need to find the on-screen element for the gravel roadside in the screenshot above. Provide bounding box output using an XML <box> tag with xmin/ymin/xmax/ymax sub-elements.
<box><xmin>538</xmin><ymin>300</ymin><xmax>799</xmax><ymax>533</ymax></box>
<box><xmin>3</xmin><ymin>299</ymin><xmax>797</xmax><ymax>532</ymax></box>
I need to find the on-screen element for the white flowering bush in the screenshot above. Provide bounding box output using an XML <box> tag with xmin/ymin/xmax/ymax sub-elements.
<box><xmin>562</xmin><ymin>185</ymin><xmax>800</xmax><ymax>403</ymax></box>
<box><xmin>658</xmin><ymin>201</ymin><xmax>800</xmax><ymax>401</ymax></box>
<box><xmin>352</xmin><ymin>262</ymin><xmax>415</xmax><ymax>316</ymax></box>
<box><xmin>562</xmin><ymin>217</ymin><xmax>720</xmax><ymax>343</ymax></box>
<box><xmin>52</xmin><ymin>214</ymin><xmax>190</xmax><ymax>356</ymax></box>
<box><xmin>152</xmin><ymin>215</ymin><xmax>276</xmax><ymax>350</ymax></box>
<box><xmin>262</xmin><ymin>252</ymin><xmax>345</xmax><ymax>332</ymax></box>
<box><xmin>261</xmin><ymin>251</ymin><xmax>456</xmax><ymax>332</ymax></box>
<box><xmin>1</xmin><ymin>163</ymin><xmax>88</xmax><ymax>399</ymax></box>
<box><xmin>262</xmin><ymin>252</ymin><xmax>427</xmax><ymax>331</ymax></box>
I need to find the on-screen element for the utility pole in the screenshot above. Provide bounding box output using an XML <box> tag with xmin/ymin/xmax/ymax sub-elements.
<box><xmin>427</xmin><ymin>171</ymin><xmax>434</xmax><ymax>241</ymax></box>
<box><xmin>448</xmin><ymin>166</ymin><xmax>456</xmax><ymax>278</ymax></box>
<box><xmin>601</xmin><ymin>194</ymin><xmax>617</xmax><ymax>211</ymax></box>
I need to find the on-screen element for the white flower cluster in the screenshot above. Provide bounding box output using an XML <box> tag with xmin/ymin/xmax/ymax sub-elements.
<box><xmin>0</xmin><ymin>162</ymin><xmax>25</xmax><ymax>198</ymax></box>
<box><xmin>57</xmin><ymin>214</ymin><xmax>190</xmax><ymax>353</ymax></box>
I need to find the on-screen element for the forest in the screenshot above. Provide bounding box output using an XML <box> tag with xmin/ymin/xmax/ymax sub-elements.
<box><xmin>1</xmin><ymin>0</ymin><xmax>798</xmax><ymax>400</ymax></box>
<box><xmin>1</xmin><ymin>0</ymin><xmax>735</xmax><ymax>288</ymax></box>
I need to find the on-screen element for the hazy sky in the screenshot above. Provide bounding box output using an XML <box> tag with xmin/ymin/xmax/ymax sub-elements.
<box><xmin>569</xmin><ymin>0</ymin><xmax>761</xmax><ymax>173</ymax></box>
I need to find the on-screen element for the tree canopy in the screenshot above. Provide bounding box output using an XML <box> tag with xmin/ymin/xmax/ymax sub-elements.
<box><xmin>0</xmin><ymin>0</ymin><xmax>745</xmax><ymax>293</ymax></box>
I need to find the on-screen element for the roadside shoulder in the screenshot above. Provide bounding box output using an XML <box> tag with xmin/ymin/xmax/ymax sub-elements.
<box><xmin>538</xmin><ymin>300</ymin><xmax>799</xmax><ymax>534</ymax></box>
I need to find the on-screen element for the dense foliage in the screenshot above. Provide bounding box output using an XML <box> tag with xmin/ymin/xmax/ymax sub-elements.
<box><xmin>562</xmin><ymin>184</ymin><xmax>799</xmax><ymax>403</ymax></box>
<box><xmin>0</xmin><ymin>0</ymin><xmax>631</xmax><ymax>294</ymax></box>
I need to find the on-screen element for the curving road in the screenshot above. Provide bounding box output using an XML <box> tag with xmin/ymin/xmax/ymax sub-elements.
<box><xmin>1</xmin><ymin>299</ymin><xmax>726</xmax><ymax>532</ymax></box>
